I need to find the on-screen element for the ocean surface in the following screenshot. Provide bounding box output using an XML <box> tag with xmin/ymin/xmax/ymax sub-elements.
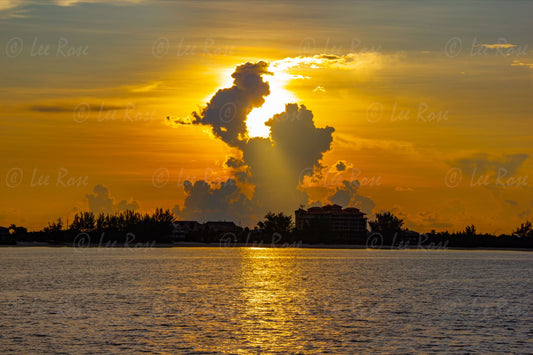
<box><xmin>0</xmin><ymin>247</ymin><xmax>531</xmax><ymax>354</ymax></box>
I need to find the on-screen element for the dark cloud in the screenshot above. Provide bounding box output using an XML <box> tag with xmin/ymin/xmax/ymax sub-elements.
<box><xmin>87</xmin><ymin>184</ymin><xmax>139</xmax><ymax>214</ymax></box>
<box><xmin>452</xmin><ymin>153</ymin><xmax>529</xmax><ymax>176</ymax></box>
<box><xmin>241</xmin><ymin>104</ymin><xmax>334</xmax><ymax>214</ymax></box>
<box><xmin>225</xmin><ymin>156</ymin><xmax>245</xmax><ymax>169</ymax></box>
<box><xmin>174</xmin><ymin>179</ymin><xmax>255</xmax><ymax>222</ymax></box>
<box><xmin>29</xmin><ymin>104</ymin><xmax>127</xmax><ymax>113</ymax></box>
<box><xmin>335</xmin><ymin>161</ymin><xmax>347</xmax><ymax>172</ymax></box>
<box><xmin>189</xmin><ymin>61</ymin><xmax>271</xmax><ymax>147</ymax></box>
<box><xmin>329</xmin><ymin>180</ymin><xmax>375</xmax><ymax>215</ymax></box>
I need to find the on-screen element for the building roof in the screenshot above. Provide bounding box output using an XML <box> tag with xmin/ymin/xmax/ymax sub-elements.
<box><xmin>173</xmin><ymin>220</ymin><xmax>201</xmax><ymax>225</ymax></box>
<box><xmin>296</xmin><ymin>204</ymin><xmax>365</xmax><ymax>215</ymax></box>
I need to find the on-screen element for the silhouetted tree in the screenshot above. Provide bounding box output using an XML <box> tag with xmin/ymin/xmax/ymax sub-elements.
<box><xmin>70</xmin><ymin>212</ymin><xmax>96</xmax><ymax>232</ymax></box>
<box><xmin>464</xmin><ymin>224</ymin><xmax>477</xmax><ymax>237</ymax></box>
<box><xmin>514</xmin><ymin>221</ymin><xmax>532</xmax><ymax>238</ymax></box>
<box><xmin>259</xmin><ymin>212</ymin><xmax>294</xmax><ymax>235</ymax></box>
<box><xmin>8</xmin><ymin>224</ymin><xmax>27</xmax><ymax>235</ymax></box>
<box><xmin>43</xmin><ymin>218</ymin><xmax>63</xmax><ymax>234</ymax></box>
<box><xmin>8</xmin><ymin>224</ymin><xmax>28</xmax><ymax>240</ymax></box>
<box><xmin>368</xmin><ymin>211</ymin><xmax>404</xmax><ymax>245</ymax></box>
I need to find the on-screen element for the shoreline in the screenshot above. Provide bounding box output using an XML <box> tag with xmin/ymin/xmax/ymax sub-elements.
<box><xmin>1</xmin><ymin>242</ymin><xmax>531</xmax><ymax>251</ymax></box>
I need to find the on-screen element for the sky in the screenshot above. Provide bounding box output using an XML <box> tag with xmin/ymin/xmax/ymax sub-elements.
<box><xmin>1</xmin><ymin>0</ymin><xmax>532</xmax><ymax>234</ymax></box>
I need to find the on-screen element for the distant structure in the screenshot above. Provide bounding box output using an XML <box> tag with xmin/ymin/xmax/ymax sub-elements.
<box><xmin>171</xmin><ymin>220</ymin><xmax>243</xmax><ymax>240</ymax></box>
<box><xmin>204</xmin><ymin>221</ymin><xmax>243</xmax><ymax>234</ymax></box>
<box><xmin>171</xmin><ymin>221</ymin><xmax>203</xmax><ymax>239</ymax></box>
<box><xmin>295</xmin><ymin>204</ymin><xmax>367</xmax><ymax>242</ymax></box>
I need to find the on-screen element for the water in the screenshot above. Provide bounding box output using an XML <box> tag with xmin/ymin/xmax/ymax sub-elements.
<box><xmin>0</xmin><ymin>247</ymin><xmax>531</xmax><ymax>354</ymax></box>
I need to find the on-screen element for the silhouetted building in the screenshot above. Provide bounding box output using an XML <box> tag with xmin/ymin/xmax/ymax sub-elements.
<box><xmin>295</xmin><ymin>204</ymin><xmax>367</xmax><ymax>242</ymax></box>
<box><xmin>171</xmin><ymin>220</ymin><xmax>202</xmax><ymax>239</ymax></box>
<box><xmin>205</xmin><ymin>221</ymin><xmax>243</xmax><ymax>234</ymax></box>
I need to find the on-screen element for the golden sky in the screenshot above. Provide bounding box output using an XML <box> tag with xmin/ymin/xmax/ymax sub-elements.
<box><xmin>1</xmin><ymin>0</ymin><xmax>532</xmax><ymax>234</ymax></box>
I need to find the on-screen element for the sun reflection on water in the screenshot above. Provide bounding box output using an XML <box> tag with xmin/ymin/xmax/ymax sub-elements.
<box><xmin>235</xmin><ymin>248</ymin><xmax>310</xmax><ymax>352</ymax></box>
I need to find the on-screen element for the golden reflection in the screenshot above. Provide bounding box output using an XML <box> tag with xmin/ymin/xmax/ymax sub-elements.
<box><xmin>235</xmin><ymin>248</ymin><xmax>308</xmax><ymax>352</ymax></box>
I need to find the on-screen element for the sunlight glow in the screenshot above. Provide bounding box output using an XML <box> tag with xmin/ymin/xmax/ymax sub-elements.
<box><xmin>246</xmin><ymin>65</ymin><xmax>299</xmax><ymax>138</ymax></box>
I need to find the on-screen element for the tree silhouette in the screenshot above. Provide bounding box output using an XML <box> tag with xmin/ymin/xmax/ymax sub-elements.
<box><xmin>43</xmin><ymin>218</ymin><xmax>63</xmax><ymax>234</ymax></box>
<box><xmin>514</xmin><ymin>221</ymin><xmax>532</xmax><ymax>238</ymax></box>
<box><xmin>464</xmin><ymin>224</ymin><xmax>477</xmax><ymax>237</ymax></box>
<box><xmin>70</xmin><ymin>212</ymin><xmax>96</xmax><ymax>232</ymax></box>
<box><xmin>368</xmin><ymin>211</ymin><xmax>404</xmax><ymax>244</ymax></box>
<box><xmin>259</xmin><ymin>212</ymin><xmax>294</xmax><ymax>234</ymax></box>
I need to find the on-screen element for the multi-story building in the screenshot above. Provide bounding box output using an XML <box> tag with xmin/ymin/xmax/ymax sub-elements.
<box><xmin>294</xmin><ymin>204</ymin><xmax>367</xmax><ymax>242</ymax></box>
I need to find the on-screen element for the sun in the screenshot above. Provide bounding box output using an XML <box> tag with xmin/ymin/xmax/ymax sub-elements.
<box><xmin>246</xmin><ymin>65</ymin><xmax>298</xmax><ymax>138</ymax></box>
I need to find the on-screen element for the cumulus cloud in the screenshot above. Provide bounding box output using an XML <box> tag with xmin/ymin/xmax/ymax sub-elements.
<box><xmin>329</xmin><ymin>180</ymin><xmax>375</xmax><ymax>215</ymax></box>
<box><xmin>87</xmin><ymin>184</ymin><xmax>139</xmax><ymax>214</ymax></box>
<box><xmin>241</xmin><ymin>104</ymin><xmax>335</xmax><ymax>214</ymax></box>
<box><xmin>174</xmin><ymin>179</ymin><xmax>255</xmax><ymax>222</ymax></box>
<box><xmin>335</xmin><ymin>161</ymin><xmax>347</xmax><ymax>172</ymax></box>
<box><xmin>188</xmin><ymin>61</ymin><xmax>271</xmax><ymax>147</ymax></box>
<box><xmin>225</xmin><ymin>156</ymin><xmax>245</xmax><ymax>169</ymax></box>
<box><xmin>172</xmin><ymin>60</ymin><xmax>375</xmax><ymax>225</ymax></box>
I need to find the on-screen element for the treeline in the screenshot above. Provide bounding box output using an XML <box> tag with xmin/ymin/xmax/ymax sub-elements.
<box><xmin>8</xmin><ymin>209</ymin><xmax>175</xmax><ymax>244</ymax></box>
<box><xmin>367</xmin><ymin>212</ymin><xmax>533</xmax><ymax>249</ymax></box>
<box><xmin>4</xmin><ymin>210</ymin><xmax>533</xmax><ymax>249</ymax></box>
